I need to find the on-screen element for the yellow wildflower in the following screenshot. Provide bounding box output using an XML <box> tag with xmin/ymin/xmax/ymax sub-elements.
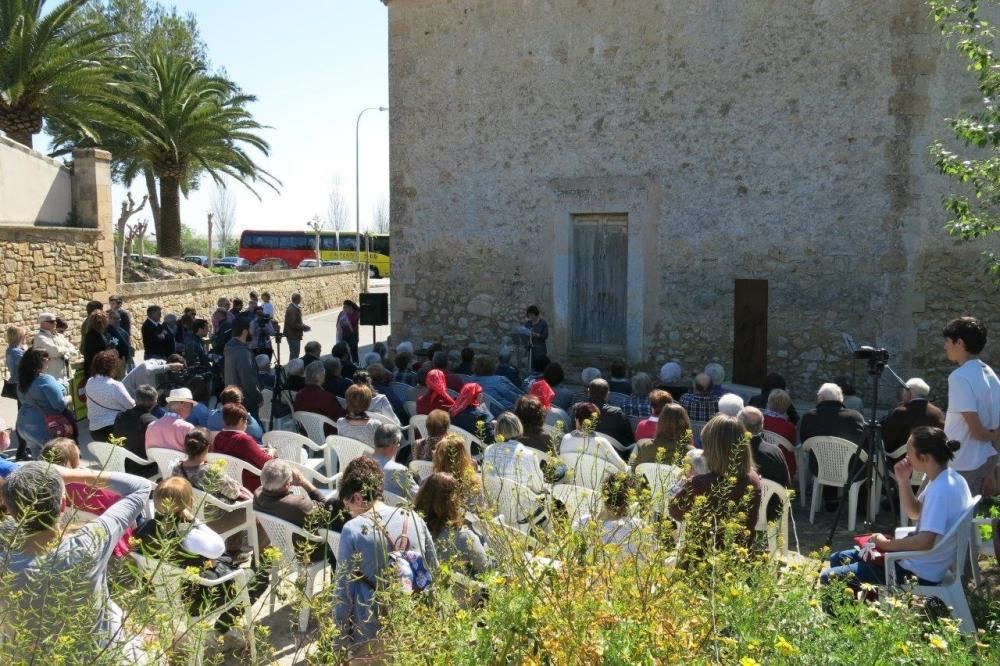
<box><xmin>928</xmin><ymin>634</ymin><xmax>948</xmax><ymax>653</ymax></box>
<box><xmin>774</xmin><ymin>636</ymin><xmax>799</xmax><ymax>656</ymax></box>
<box><xmin>895</xmin><ymin>641</ymin><xmax>910</xmax><ymax>656</ymax></box>
<box><xmin>739</xmin><ymin>658</ymin><xmax>761</xmax><ymax>666</ymax></box>
<box><xmin>496</xmin><ymin>434</ymin><xmax>506</xmax><ymax>443</ymax></box>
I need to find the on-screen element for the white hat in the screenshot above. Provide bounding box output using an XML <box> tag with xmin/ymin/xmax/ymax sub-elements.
<box><xmin>165</xmin><ymin>388</ymin><xmax>196</xmax><ymax>404</ymax></box>
<box><xmin>38</xmin><ymin>312</ymin><xmax>56</xmax><ymax>323</ymax></box>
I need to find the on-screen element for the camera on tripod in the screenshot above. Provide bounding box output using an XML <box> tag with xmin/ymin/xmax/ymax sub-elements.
<box><xmin>853</xmin><ymin>346</ymin><xmax>889</xmax><ymax>363</ymax></box>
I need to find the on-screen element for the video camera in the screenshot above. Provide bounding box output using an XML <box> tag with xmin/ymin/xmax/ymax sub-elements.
<box><xmin>852</xmin><ymin>346</ymin><xmax>889</xmax><ymax>363</ymax></box>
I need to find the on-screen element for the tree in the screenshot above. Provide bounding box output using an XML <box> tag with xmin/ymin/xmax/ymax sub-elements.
<box><xmin>370</xmin><ymin>192</ymin><xmax>389</xmax><ymax>234</ymax></box>
<box><xmin>326</xmin><ymin>174</ymin><xmax>351</xmax><ymax>249</ymax></box>
<box><xmin>307</xmin><ymin>214</ymin><xmax>322</xmax><ymax>263</ymax></box>
<box><xmin>116</xmin><ymin>191</ymin><xmax>147</xmax><ymax>282</ymax></box>
<box><xmin>930</xmin><ymin>0</ymin><xmax>1000</xmax><ymax>280</ymax></box>
<box><xmin>53</xmin><ymin>52</ymin><xmax>278</xmax><ymax>257</ymax></box>
<box><xmin>0</xmin><ymin>0</ymin><xmax>116</xmax><ymax>148</ymax></box>
<box><xmin>211</xmin><ymin>183</ymin><xmax>236</xmax><ymax>256</ymax></box>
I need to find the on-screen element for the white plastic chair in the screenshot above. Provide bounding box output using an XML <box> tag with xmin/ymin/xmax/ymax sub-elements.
<box><xmin>336</xmin><ymin>396</ymin><xmax>347</xmax><ymax>409</ymax></box>
<box><xmin>551</xmin><ymin>483</ymin><xmax>602</xmax><ymax>523</ymax></box>
<box><xmin>190</xmin><ymin>486</ymin><xmax>260</xmax><ymax>564</ymax></box>
<box><xmin>755</xmin><ymin>478</ymin><xmax>791</xmax><ymax>554</ymax></box>
<box><xmin>884</xmin><ymin>496</ymin><xmax>981</xmax><ymax>635</ymax></box>
<box><xmin>483</xmin><ymin>475</ymin><xmax>545</xmax><ymax>534</ymax></box>
<box><xmin>87</xmin><ymin>441</ymin><xmax>161</xmax><ymax>481</ymax></box>
<box><xmin>206</xmin><ymin>452</ymin><xmax>264</xmax><ymax>490</ymax></box>
<box><xmin>761</xmin><ymin>430</ymin><xmax>803</xmax><ymax>507</ymax></box>
<box><xmin>409</xmin><ymin>459</ymin><xmax>435</xmax><ymax>481</ymax></box>
<box><xmin>293</xmin><ymin>411</ymin><xmax>338</xmax><ymax>447</ymax></box>
<box><xmin>408</xmin><ymin>415</ymin><xmax>428</xmax><ymax>443</ymax></box>
<box><xmin>601</xmin><ymin>432</ymin><xmax>632</xmax><ymax>456</ymax></box>
<box><xmin>146</xmin><ymin>447</ymin><xmax>184</xmax><ymax>480</ymax></box>
<box><xmin>259</xmin><ymin>388</ymin><xmax>274</xmax><ymax>431</ymax></box>
<box><xmin>801</xmin><ymin>436</ymin><xmax>868</xmax><ymax>531</ymax></box>
<box><xmin>285</xmin><ymin>459</ymin><xmax>339</xmax><ymax>495</ymax></box>
<box><xmin>562</xmin><ymin>452</ymin><xmax>621</xmax><ymax>491</ymax></box>
<box><xmin>263</xmin><ymin>430</ymin><xmax>331</xmax><ymax>476</ymax></box>
<box><xmin>366</xmin><ymin>410</ymin><xmax>399</xmax><ymax>426</ymax></box>
<box><xmin>447</xmin><ymin>424</ymin><xmax>482</xmax><ymax>459</ymax></box>
<box><xmin>404</xmin><ymin>401</ymin><xmax>418</xmax><ymax>418</ymax></box>
<box><xmin>325</xmin><ymin>435</ymin><xmax>374</xmax><ymax>475</ymax></box>
<box><xmin>636</xmin><ymin>463</ymin><xmax>684</xmax><ymax>518</ymax></box>
<box><xmin>256</xmin><ymin>512</ymin><xmax>333</xmax><ymax>631</ymax></box>
<box><xmin>131</xmin><ymin>552</ymin><xmax>256</xmax><ymax>664</ymax></box>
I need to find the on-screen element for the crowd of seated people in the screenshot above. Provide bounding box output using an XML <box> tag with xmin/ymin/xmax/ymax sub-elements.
<box><xmin>7</xmin><ymin>293</ymin><xmax>987</xmax><ymax>661</ymax></box>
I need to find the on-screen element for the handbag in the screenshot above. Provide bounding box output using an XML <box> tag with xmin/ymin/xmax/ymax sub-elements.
<box><xmin>25</xmin><ymin>391</ymin><xmax>77</xmax><ymax>439</ymax></box>
<box><xmin>1</xmin><ymin>380</ymin><xmax>16</xmax><ymax>400</ymax></box>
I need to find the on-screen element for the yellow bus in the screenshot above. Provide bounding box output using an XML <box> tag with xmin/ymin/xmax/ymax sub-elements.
<box><xmin>321</xmin><ymin>232</ymin><xmax>390</xmax><ymax>278</ymax></box>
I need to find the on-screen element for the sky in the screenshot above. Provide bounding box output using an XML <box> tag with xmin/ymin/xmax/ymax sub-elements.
<box><xmin>41</xmin><ymin>0</ymin><xmax>390</xmax><ymax>239</ymax></box>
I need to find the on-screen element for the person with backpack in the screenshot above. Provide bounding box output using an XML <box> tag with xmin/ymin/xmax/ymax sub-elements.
<box><xmin>332</xmin><ymin>457</ymin><xmax>438</xmax><ymax>657</ymax></box>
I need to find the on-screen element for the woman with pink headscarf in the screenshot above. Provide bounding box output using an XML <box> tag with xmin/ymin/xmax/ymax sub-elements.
<box><xmin>449</xmin><ymin>382</ymin><xmax>494</xmax><ymax>446</ymax></box>
<box><xmin>417</xmin><ymin>369</ymin><xmax>455</xmax><ymax>415</ymax></box>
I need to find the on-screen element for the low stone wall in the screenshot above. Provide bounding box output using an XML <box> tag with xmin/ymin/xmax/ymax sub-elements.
<box><xmin>0</xmin><ymin>223</ymin><xmax>117</xmax><ymax>334</ymax></box>
<box><xmin>0</xmin><ymin>136</ymin><xmax>72</xmax><ymax>226</ymax></box>
<box><xmin>116</xmin><ymin>265</ymin><xmax>362</xmax><ymax>350</ymax></box>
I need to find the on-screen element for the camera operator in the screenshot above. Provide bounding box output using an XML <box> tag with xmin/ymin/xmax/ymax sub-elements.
<box><xmin>122</xmin><ymin>353</ymin><xmax>186</xmax><ymax>403</ymax></box>
<box><xmin>249</xmin><ymin>306</ymin><xmax>277</xmax><ymax>361</ymax></box>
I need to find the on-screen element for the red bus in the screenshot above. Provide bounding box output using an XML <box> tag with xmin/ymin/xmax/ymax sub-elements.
<box><xmin>239</xmin><ymin>230</ymin><xmax>315</xmax><ymax>267</ymax></box>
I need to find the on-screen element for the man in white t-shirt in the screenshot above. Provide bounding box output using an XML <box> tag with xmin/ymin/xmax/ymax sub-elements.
<box><xmin>943</xmin><ymin>316</ymin><xmax>1000</xmax><ymax>497</ymax></box>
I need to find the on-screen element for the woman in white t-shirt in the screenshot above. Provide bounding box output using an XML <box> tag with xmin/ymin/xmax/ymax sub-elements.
<box><xmin>821</xmin><ymin>426</ymin><xmax>974</xmax><ymax>590</ymax></box>
<box><xmin>482</xmin><ymin>412</ymin><xmax>547</xmax><ymax>493</ymax></box>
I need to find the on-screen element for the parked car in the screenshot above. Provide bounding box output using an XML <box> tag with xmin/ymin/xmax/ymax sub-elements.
<box><xmin>183</xmin><ymin>255</ymin><xmax>209</xmax><ymax>267</ymax></box>
<box><xmin>214</xmin><ymin>256</ymin><xmax>251</xmax><ymax>271</ymax></box>
<box><xmin>298</xmin><ymin>258</ymin><xmax>320</xmax><ymax>268</ymax></box>
<box><xmin>321</xmin><ymin>260</ymin><xmax>354</xmax><ymax>267</ymax></box>
<box><xmin>251</xmin><ymin>257</ymin><xmax>291</xmax><ymax>271</ymax></box>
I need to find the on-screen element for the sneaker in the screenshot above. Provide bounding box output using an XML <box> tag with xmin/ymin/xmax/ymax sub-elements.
<box><xmin>228</xmin><ymin>550</ymin><xmax>253</xmax><ymax>566</ymax></box>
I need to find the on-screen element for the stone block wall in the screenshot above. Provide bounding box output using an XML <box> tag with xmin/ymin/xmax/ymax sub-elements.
<box><xmin>384</xmin><ymin>0</ymin><xmax>1000</xmax><ymax>402</ymax></box>
<box><xmin>115</xmin><ymin>265</ymin><xmax>362</xmax><ymax>351</ymax></box>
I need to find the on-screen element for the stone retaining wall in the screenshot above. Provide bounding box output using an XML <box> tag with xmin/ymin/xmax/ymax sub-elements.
<box><xmin>0</xmin><ymin>223</ymin><xmax>117</xmax><ymax>339</ymax></box>
<box><xmin>115</xmin><ymin>265</ymin><xmax>362</xmax><ymax>350</ymax></box>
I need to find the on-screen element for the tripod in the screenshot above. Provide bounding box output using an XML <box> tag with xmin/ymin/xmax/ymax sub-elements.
<box><xmin>268</xmin><ymin>331</ymin><xmax>293</xmax><ymax>432</ymax></box>
<box><xmin>825</xmin><ymin>355</ymin><xmax>904</xmax><ymax>545</ymax></box>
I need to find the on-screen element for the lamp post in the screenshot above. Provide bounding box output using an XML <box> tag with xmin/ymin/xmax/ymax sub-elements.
<box><xmin>356</xmin><ymin>105</ymin><xmax>388</xmax><ymax>292</ymax></box>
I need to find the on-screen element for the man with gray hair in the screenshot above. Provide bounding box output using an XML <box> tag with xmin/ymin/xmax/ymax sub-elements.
<box><xmin>293</xmin><ymin>360</ymin><xmax>345</xmax><ymax>425</ymax></box>
<box><xmin>623</xmin><ymin>372</ymin><xmax>654</xmax><ymax>418</ymax></box>
<box><xmin>320</xmin><ymin>355</ymin><xmax>351</xmax><ymax>398</ymax></box>
<box><xmin>881</xmin><ymin>377</ymin><xmax>945</xmax><ymax>458</ymax></box>
<box><xmin>717</xmin><ymin>392</ymin><xmax>745</xmax><ymax>418</ymax></box>
<box><xmin>704</xmin><ymin>362</ymin><xmax>726</xmax><ymax>397</ymax></box>
<box><xmin>570</xmin><ymin>367</ymin><xmax>603</xmax><ymax>406</ymax></box>
<box><xmin>799</xmin><ymin>381</ymin><xmax>866</xmax><ymax>505</ymax></box>
<box><xmin>371</xmin><ymin>423</ymin><xmax>418</xmax><ymax>498</ymax></box>
<box><xmin>301</xmin><ymin>340</ymin><xmax>322</xmax><ymax>368</ymax></box>
<box><xmin>1</xmin><ymin>462</ymin><xmax>152</xmax><ymax>650</ymax></box>
<box><xmin>112</xmin><ymin>383</ymin><xmax>160</xmax><ymax>477</ymax></box>
<box><xmin>679</xmin><ymin>373</ymin><xmax>720</xmax><ymax>423</ymax></box>
<box><xmin>587</xmin><ymin>378</ymin><xmax>635</xmax><ymax>449</ymax></box>
<box><xmin>254</xmin><ymin>459</ymin><xmax>341</xmax><ymax>564</ymax></box>
<box><xmin>738</xmin><ymin>406</ymin><xmax>791</xmax><ymax>497</ymax></box>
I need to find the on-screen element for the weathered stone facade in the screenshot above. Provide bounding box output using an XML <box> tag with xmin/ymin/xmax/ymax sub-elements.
<box><xmin>384</xmin><ymin>0</ymin><xmax>1000</xmax><ymax>400</ymax></box>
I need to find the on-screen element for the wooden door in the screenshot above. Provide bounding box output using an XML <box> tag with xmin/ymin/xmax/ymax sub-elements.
<box><xmin>733</xmin><ymin>279</ymin><xmax>768</xmax><ymax>386</ymax></box>
<box><xmin>571</xmin><ymin>214</ymin><xmax>628</xmax><ymax>354</ymax></box>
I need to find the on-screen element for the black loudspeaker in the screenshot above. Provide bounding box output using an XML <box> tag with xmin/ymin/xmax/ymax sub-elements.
<box><xmin>359</xmin><ymin>292</ymin><xmax>389</xmax><ymax>326</ymax></box>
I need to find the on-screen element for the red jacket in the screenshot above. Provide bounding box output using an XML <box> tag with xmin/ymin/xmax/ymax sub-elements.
<box><xmin>293</xmin><ymin>385</ymin><xmax>346</xmax><ymax>424</ymax></box>
<box><xmin>763</xmin><ymin>415</ymin><xmax>798</xmax><ymax>478</ymax></box>
<box><xmin>212</xmin><ymin>430</ymin><xmax>272</xmax><ymax>492</ymax></box>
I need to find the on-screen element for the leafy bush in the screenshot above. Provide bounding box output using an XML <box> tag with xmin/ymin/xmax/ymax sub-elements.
<box><xmin>209</xmin><ymin>267</ymin><xmax>236</xmax><ymax>276</ymax></box>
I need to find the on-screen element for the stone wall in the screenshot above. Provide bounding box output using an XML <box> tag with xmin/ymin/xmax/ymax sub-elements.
<box><xmin>115</xmin><ymin>265</ymin><xmax>362</xmax><ymax>350</ymax></box>
<box><xmin>384</xmin><ymin>0</ymin><xmax>1000</xmax><ymax>401</ymax></box>
<box><xmin>0</xmin><ymin>135</ymin><xmax>72</xmax><ymax>226</ymax></box>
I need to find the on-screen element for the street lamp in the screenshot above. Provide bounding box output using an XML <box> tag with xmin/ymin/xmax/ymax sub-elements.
<box><xmin>356</xmin><ymin>105</ymin><xmax>388</xmax><ymax>291</ymax></box>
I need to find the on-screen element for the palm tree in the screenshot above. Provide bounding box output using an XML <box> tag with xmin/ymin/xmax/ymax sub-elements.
<box><xmin>55</xmin><ymin>52</ymin><xmax>278</xmax><ymax>257</ymax></box>
<box><xmin>0</xmin><ymin>0</ymin><xmax>115</xmax><ymax>148</ymax></box>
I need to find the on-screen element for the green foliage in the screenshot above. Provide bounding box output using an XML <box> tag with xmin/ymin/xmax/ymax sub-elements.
<box><xmin>0</xmin><ymin>0</ymin><xmax>117</xmax><ymax>147</ymax></box>
<box><xmin>209</xmin><ymin>266</ymin><xmax>235</xmax><ymax>276</ymax></box>
<box><xmin>929</xmin><ymin>0</ymin><xmax>1000</xmax><ymax>280</ymax></box>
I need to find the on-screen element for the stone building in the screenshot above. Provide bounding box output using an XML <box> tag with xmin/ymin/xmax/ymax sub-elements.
<box><xmin>382</xmin><ymin>0</ymin><xmax>1000</xmax><ymax>397</ymax></box>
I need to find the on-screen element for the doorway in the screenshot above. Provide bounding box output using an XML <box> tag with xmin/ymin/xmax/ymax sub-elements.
<box><xmin>733</xmin><ymin>279</ymin><xmax>768</xmax><ymax>386</ymax></box>
<box><xmin>570</xmin><ymin>214</ymin><xmax>628</xmax><ymax>355</ymax></box>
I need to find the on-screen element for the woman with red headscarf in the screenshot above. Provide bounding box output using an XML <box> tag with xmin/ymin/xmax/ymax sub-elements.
<box><xmin>528</xmin><ymin>379</ymin><xmax>556</xmax><ymax>410</ymax></box>
<box><xmin>417</xmin><ymin>369</ymin><xmax>455</xmax><ymax>415</ymax></box>
<box><xmin>450</xmin><ymin>382</ymin><xmax>494</xmax><ymax>447</ymax></box>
